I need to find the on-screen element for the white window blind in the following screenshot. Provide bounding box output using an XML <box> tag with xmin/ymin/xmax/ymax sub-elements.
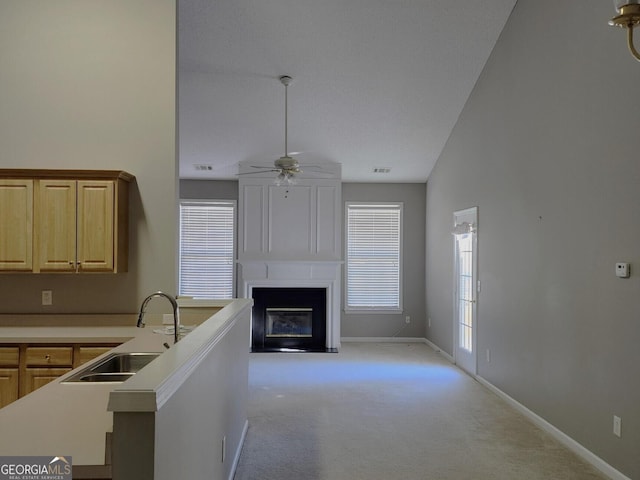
<box><xmin>179</xmin><ymin>201</ymin><xmax>235</xmax><ymax>299</ymax></box>
<box><xmin>345</xmin><ymin>203</ymin><xmax>402</xmax><ymax>312</ymax></box>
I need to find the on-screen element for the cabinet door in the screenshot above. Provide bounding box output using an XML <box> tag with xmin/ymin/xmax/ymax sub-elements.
<box><xmin>36</xmin><ymin>180</ymin><xmax>77</xmax><ymax>271</ymax></box>
<box><xmin>0</xmin><ymin>179</ymin><xmax>33</xmax><ymax>271</ymax></box>
<box><xmin>22</xmin><ymin>368</ymin><xmax>72</xmax><ymax>395</ymax></box>
<box><xmin>0</xmin><ymin>368</ymin><xmax>19</xmax><ymax>408</ymax></box>
<box><xmin>77</xmin><ymin>181</ymin><xmax>114</xmax><ymax>272</ymax></box>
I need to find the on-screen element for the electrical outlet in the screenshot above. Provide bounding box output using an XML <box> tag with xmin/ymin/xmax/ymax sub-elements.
<box><xmin>613</xmin><ymin>415</ymin><xmax>621</xmax><ymax>437</ymax></box>
<box><xmin>42</xmin><ymin>290</ymin><xmax>53</xmax><ymax>306</ymax></box>
<box><xmin>405</xmin><ymin>316</ymin><xmax>411</xmax><ymax>324</ymax></box>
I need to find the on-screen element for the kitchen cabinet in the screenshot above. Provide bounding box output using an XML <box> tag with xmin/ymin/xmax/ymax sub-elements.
<box><xmin>0</xmin><ymin>179</ymin><xmax>33</xmax><ymax>271</ymax></box>
<box><xmin>37</xmin><ymin>179</ymin><xmax>117</xmax><ymax>272</ymax></box>
<box><xmin>0</xmin><ymin>347</ymin><xmax>19</xmax><ymax>408</ymax></box>
<box><xmin>0</xmin><ymin>170</ymin><xmax>133</xmax><ymax>273</ymax></box>
<box><xmin>0</xmin><ymin>342</ymin><xmax>119</xmax><ymax>407</ymax></box>
<box><xmin>22</xmin><ymin>346</ymin><xmax>74</xmax><ymax>395</ymax></box>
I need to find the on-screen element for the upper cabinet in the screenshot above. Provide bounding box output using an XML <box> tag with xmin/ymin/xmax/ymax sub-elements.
<box><xmin>0</xmin><ymin>179</ymin><xmax>33</xmax><ymax>271</ymax></box>
<box><xmin>0</xmin><ymin>170</ymin><xmax>133</xmax><ymax>273</ymax></box>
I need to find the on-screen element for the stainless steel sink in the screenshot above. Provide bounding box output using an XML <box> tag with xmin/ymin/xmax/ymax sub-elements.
<box><xmin>73</xmin><ymin>373</ymin><xmax>135</xmax><ymax>382</ymax></box>
<box><xmin>63</xmin><ymin>352</ymin><xmax>161</xmax><ymax>383</ymax></box>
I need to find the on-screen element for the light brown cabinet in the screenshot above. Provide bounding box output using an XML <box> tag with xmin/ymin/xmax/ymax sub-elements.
<box><xmin>36</xmin><ymin>179</ymin><xmax>118</xmax><ymax>272</ymax></box>
<box><xmin>0</xmin><ymin>170</ymin><xmax>133</xmax><ymax>273</ymax></box>
<box><xmin>0</xmin><ymin>347</ymin><xmax>20</xmax><ymax>408</ymax></box>
<box><xmin>0</xmin><ymin>343</ymin><xmax>119</xmax><ymax>408</ymax></box>
<box><xmin>0</xmin><ymin>179</ymin><xmax>33</xmax><ymax>271</ymax></box>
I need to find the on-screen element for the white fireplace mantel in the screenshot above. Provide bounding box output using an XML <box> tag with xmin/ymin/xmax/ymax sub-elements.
<box><xmin>238</xmin><ymin>260</ymin><xmax>342</xmax><ymax>350</ymax></box>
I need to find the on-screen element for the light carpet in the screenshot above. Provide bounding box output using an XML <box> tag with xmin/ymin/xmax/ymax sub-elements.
<box><xmin>233</xmin><ymin>342</ymin><xmax>606</xmax><ymax>480</ymax></box>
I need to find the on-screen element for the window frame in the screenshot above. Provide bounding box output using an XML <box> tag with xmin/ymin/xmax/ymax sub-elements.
<box><xmin>178</xmin><ymin>199</ymin><xmax>237</xmax><ymax>299</ymax></box>
<box><xmin>344</xmin><ymin>201</ymin><xmax>403</xmax><ymax>314</ymax></box>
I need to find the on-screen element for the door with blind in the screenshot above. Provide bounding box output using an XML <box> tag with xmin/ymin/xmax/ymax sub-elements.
<box><xmin>453</xmin><ymin>207</ymin><xmax>477</xmax><ymax>375</ymax></box>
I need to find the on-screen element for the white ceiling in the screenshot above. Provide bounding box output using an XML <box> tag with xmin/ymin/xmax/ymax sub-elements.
<box><xmin>178</xmin><ymin>0</ymin><xmax>517</xmax><ymax>183</ymax></box>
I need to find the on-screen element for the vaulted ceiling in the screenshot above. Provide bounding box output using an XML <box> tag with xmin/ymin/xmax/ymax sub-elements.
<box><xmin>179</xmin><ymin>0</ymin><xmax>517</xmax><ymax>183</ymax></box>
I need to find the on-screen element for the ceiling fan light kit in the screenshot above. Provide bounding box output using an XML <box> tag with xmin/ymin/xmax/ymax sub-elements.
<box><xmin>609</xmin><ymin>1</ymin><xmax>640</xmax><ymax>61</ymax></box>
<box><xmin>238</xmin><ymin>75</ymin><xmax>337</xmax><ymax>183</ymax></box>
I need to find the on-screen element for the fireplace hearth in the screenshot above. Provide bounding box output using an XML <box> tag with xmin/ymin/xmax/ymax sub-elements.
<box><xmin>251</xmin><ymin>287</ymin><xmax>335</xmax><ymax>352</ymax></box>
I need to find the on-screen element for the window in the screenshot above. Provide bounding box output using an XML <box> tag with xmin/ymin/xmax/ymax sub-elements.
<box><xmin>179</xmin><ymin>200</ymin><xmax>236</xmax><ymax>299</ymax></box>
<box><xmin>345</xmin><ymin>202</ymin><xmax>402</xmax><ymax>312</ymax></box>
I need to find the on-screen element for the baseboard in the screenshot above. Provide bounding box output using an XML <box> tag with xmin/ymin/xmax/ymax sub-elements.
<box><xmin>341</xmin><ymin>336</ymin><xmax>426</xmax><ymax>344</ymax></box>
<box><xmin>340</xmin><ymin>336</ymin><xmax>457</xmax><ymax>363</ymax></box>
<box><xmin>228</xmin><ymin>419</ymin><xmax>249</xmax><ymax>480</ymax></box>
<box><xmin>422</xmin><ymin>338</ymin><xmax>455</xmax><ymax>363</ymax></box>
<box><xmin>475</xmin><ymin>376</ymin><xmax>631</xmax><ymax>480</ymax></box>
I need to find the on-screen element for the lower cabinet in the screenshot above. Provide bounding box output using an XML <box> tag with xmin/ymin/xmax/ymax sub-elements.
<box><xmin>23</xmin><ymin>368</ymin><xmax>72</xmax><ymax>396</ymax></box>
<box><xmin>0</xmin><ymin>347</ymin><xmax>19</xmax><ymax>408</ymax></box>
<box><xmin>0</xmin><ymin>368</ymin><xmax>19</xmax><ymax>408</ymax></box>
<box><xmin>0</xmin><ymin>343</ymin><xmax>119</xmax><ymax>408</ymax></box>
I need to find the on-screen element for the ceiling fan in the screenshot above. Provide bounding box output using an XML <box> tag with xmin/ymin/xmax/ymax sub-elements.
<box><xmin>241</xmin><ymin>75</ymin><xmax>329</xmax><ymax>185</ymax></box>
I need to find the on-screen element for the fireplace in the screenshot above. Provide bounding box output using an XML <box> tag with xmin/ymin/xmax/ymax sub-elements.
<box><xmin>251</xmin><ymin>287</ymin><xmax>331</xmax><ymax>352</ymax></box>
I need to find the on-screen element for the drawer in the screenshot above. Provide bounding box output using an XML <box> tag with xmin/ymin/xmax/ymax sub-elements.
<box><xmin>0</xmin><ymin>347</ymin><xmax>19</xmax><ymax>366</ymax></box>
<box><xmin>25</xmin><ymin>346</ymin><xmax>73</xmax><ymax>367</ymax></box>
<box><xmin>75</xmin><ymin>346</ymin><xmax>116</xmax><ymax>368</ymax></box>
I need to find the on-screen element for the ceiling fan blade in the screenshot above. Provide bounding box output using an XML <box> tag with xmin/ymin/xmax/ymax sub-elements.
<box><xmin>237</xmin><ymin>169</ymin><xmax>280</xmax><ymax>176</ymax></box>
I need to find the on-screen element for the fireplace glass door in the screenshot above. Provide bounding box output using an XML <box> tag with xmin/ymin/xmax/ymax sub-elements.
<box><xmin>266</xmin><ymin>308</ymin><xmax>313</xmax><ymax>338</ymax></box>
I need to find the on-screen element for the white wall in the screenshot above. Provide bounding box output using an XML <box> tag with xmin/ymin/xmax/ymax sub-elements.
<box><xmin>425</xmin><ymin>1</ymin><xmax>640</xmax><ymax>477</ymax></box>
<box><xmin>0</xmin><ymin>1</ymin><xmax>177</xmax><ymax>314</ymax></box>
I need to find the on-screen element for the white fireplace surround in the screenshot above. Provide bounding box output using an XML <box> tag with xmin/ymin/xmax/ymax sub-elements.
<box><xmin>238</xmin><ymin>261</ymin><xmax>342</xmax><ymax>350</ymax></box>
<box><xmin>237</xmin><ymin>163</ymin><xmax>343</xmax><ymax>350</ymax></box>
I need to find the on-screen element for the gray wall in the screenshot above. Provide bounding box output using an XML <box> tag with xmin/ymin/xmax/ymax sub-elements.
<box><xmin>0</xmin><ymin>1</ymin><xmax>177</xmax><ymax>314</ymax></box>
<box><xmin>342</xmin><ymin>183</ymin><xmax>426</xmax><ymax>338</ymax></box>
<box><xmin>181</xmin><ymin>179</ymin><xmax>239</xmax><ymax>200</ymax></box>
<box><xmin>425</xmin><ymin>0</ymin><xmax>640</xmax><ymax>477</ymax></box>
<box><xmin>179</xmin><ymin>180</ymin><xmax>427</xmax><ymax>338</ymax></box>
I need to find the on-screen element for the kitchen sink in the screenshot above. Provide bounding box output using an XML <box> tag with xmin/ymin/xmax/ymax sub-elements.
<box><xmin>73</xmin><ymin>373</ymin><xmax>135</xmax><ymax>382</ymax></box>
<box><xmin>63</xmin><ymin>352</ymin><xmax>161</xmax><ymax>383</ymax></box>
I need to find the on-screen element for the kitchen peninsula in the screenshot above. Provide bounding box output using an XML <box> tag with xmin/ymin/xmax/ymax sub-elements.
<box><xmin>0</xmin><ymin>299</ymin><xmax>252</xmax><ymax>480</ymax></box>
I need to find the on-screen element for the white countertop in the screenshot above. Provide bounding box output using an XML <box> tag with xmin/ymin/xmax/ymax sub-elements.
<box><xmin>0</xmin><ymin>325</ymin><xmax>143</xmax><ymax>343</ymax></box>
<box><xmin>0</xmin><ymin>299</ymin><xmax>251</xmax><ymax>474</ymax></box>
<box><xmin>0</xmin><ymin>326</ymin><xmax>173</xmax><ymax>467</ymax></box>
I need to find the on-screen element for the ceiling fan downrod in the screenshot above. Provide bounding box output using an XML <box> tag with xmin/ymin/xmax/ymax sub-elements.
<box><xmin>279</xmin><ymin>75</ymin><xmax>293</xmax><ymax>159</ymax></box>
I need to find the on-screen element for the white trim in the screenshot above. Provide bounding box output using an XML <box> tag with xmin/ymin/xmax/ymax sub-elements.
<box><xmin>341</xmin><ymin>336</ymin><xmax>425</xmax><ymax>343</ymax></box>
<box><xmin>452</xmin><ymin>206</ymin><xmax>478</xmax><ymax>375</ymax></box>
<box><xmin>422</xmin><ymin>337</ymin><xmax>455</xmax><ymax>363</ymax></box>
<box><xmin>475</xmin><ymin>376</ymin><xmax>631</xmax><ymax>480</ymax></box>
<box><xmin>228</xmin><ymin>419</ymin><xmax>249</xmax><ymax>480</ymax></box>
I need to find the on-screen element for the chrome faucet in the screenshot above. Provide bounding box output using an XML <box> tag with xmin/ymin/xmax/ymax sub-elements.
<box><xmin>136</xmin><ymin>291</ymin><xmax>181</xmax><ymax>344</ymax></box>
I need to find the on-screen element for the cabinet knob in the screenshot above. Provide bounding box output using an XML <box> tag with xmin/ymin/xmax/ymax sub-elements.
<box><xmin>45</xmin><ymin>354</ymin><xmax>51</xmax><ymax>361</ymax></box>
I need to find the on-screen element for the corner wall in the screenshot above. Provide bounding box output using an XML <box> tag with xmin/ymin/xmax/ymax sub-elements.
<box><xmin>0</xmin><ymin>1</ymin><xmax>177</xmax><ymax>314</ymax></box>
<box><xmin>425</xmin><ymin>0</ymin><xmax>640</xmax><ymax>477</ymax></box>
